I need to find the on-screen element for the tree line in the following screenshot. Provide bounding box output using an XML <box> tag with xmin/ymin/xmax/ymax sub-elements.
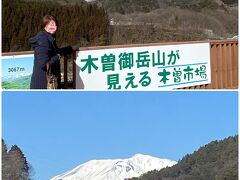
<box><xmin>2</xmin><ymin>0</ymin><xmax>110</xmax><ymax>52</ymax></box>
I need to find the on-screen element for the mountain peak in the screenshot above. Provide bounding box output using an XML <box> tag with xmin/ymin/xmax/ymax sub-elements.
<box><xmin>51</xmin><ymin>154</ymin><xmax>177</xmax><ymax>180</ymax></box>
<box><xmin>132</xmin><ymin>153</ymin><xmax>149</xmax><ymax>157</ymax></box>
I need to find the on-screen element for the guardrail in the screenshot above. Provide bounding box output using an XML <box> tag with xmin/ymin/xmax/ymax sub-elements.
<box><xmin>2</xmin><ymin>40</ymin><xmax>238</xmax><ymax>89</ymax></box>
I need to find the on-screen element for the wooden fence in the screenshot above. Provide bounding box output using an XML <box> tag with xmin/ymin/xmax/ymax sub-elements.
<box><xmin>2</xmin><ymin>40</ymin><xmax>238</xmax><ymax>89</ymax></box>
<box><xmin>183</xmin><ymin>40</ymin><xmax>238</xmax><ymax>89</ymax></box>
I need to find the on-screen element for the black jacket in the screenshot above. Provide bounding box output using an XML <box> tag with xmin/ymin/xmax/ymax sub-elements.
<box><xmin>29</xmin><ymin>30</ymin><xmax>72</xmax><ymax>89</ymax></box>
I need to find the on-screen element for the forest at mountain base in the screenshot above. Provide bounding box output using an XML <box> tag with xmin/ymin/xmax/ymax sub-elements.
<box><xmin>129</xmin><ymin>135</ymin><xmax>238</xmax><ymax>180</ymax></box>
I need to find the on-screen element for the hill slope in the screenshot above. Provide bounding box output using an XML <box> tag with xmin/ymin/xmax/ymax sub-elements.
<box><xmin>130</xmin><ymin>135</ymin><xmax>238</xmax><ymax>180</ymax></box>
<box><xmin>96</xmin><ymin>0</ymin><xmax>237</xmax><ymax>13</ymax></box>
<box><xmin>106</xmin><ymin>0</ymin><xmax>237</xmax><ymax>43</ymax></box>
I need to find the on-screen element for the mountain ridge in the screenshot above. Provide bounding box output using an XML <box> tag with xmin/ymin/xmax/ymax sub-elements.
<box><xmin>50</xmin><ymin>154</ymin><xmax>177</xmax><ymax>180</ymax></box>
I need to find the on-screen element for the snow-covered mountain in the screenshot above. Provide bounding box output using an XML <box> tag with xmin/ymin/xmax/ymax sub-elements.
<box><xmin>50</xmin><ymin>154</ymin><xmax>177</xmax><ymax>180</ymax></box>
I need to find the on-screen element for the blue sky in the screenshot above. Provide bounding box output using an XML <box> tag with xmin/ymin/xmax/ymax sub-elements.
<box><xmin>2</xmin><ymin>91</ymin><xmax>238</xmax><ymax>180</ymax></box>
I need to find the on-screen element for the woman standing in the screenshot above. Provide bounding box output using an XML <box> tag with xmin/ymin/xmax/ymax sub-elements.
<box><xmin>29</xmin><ymin>15</ymin><xmax>77</xmax><ymax>89</ymax></box>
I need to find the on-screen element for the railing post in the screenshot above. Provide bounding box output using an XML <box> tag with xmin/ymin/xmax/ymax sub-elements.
<box><xmin>73</xmin><ymin>51</ymin><xmax>77</xmax><ymax>89</ymax></box>
<box><xmin>64</xmin><ymin>55</ymin><xmax>68</xmax><ymax>89</ymax></box>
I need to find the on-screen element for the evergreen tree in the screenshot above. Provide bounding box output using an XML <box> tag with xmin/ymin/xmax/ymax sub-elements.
<box><xmin>8</xmin><ymin>145</ymin><xmax>30</xmax><ymax>180</ymax></box>
<box><xmin>2</xmin><ymin>140</ymin><xmax>32</xmax><ymax>180</ymax></box>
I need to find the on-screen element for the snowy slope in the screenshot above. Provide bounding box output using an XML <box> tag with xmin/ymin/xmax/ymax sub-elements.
<box><xmin>50</xmin><ymin>154</ymin><xmax>177</xmax><ymax>180</ymax></box>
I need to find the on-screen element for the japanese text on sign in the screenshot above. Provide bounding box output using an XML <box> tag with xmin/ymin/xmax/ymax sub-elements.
<box><xmin>76</xmin><ymin>43</ymin><xmax>211</xmax><ymax>90</ymax></box>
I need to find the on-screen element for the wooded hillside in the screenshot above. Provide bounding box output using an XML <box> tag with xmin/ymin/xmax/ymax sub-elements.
<box><xmin>2</xmin><ymin>0</ymin><xmax>109</xmax><ymax>52</ymax></box>
<box><xmin>130</xmin><ymin>135</ymin><xmax>238</xmax><ymax>180</ymax></box>
<box><xmin>104</xmin><ymin>0</ymin><xmax>238</xmax><ymax>44</ymax></box>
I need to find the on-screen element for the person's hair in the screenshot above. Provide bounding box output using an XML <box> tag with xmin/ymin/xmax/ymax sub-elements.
<box><xmin>41</xmin><ymin>15</ymin><xmax>58</xmax><ymax>29</ymax></box>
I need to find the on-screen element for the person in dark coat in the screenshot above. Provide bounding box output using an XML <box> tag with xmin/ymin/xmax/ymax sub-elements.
<box><xmin>29</xmin><ymin>15</ymin><xmax>78</xmax><ymax>89</ymax></box>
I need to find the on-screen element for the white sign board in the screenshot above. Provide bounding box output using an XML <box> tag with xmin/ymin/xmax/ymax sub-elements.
<box><xmin>76</xmin><ymin>43</ymin><xmax>211</xmax><ymax>90</ymax></box>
